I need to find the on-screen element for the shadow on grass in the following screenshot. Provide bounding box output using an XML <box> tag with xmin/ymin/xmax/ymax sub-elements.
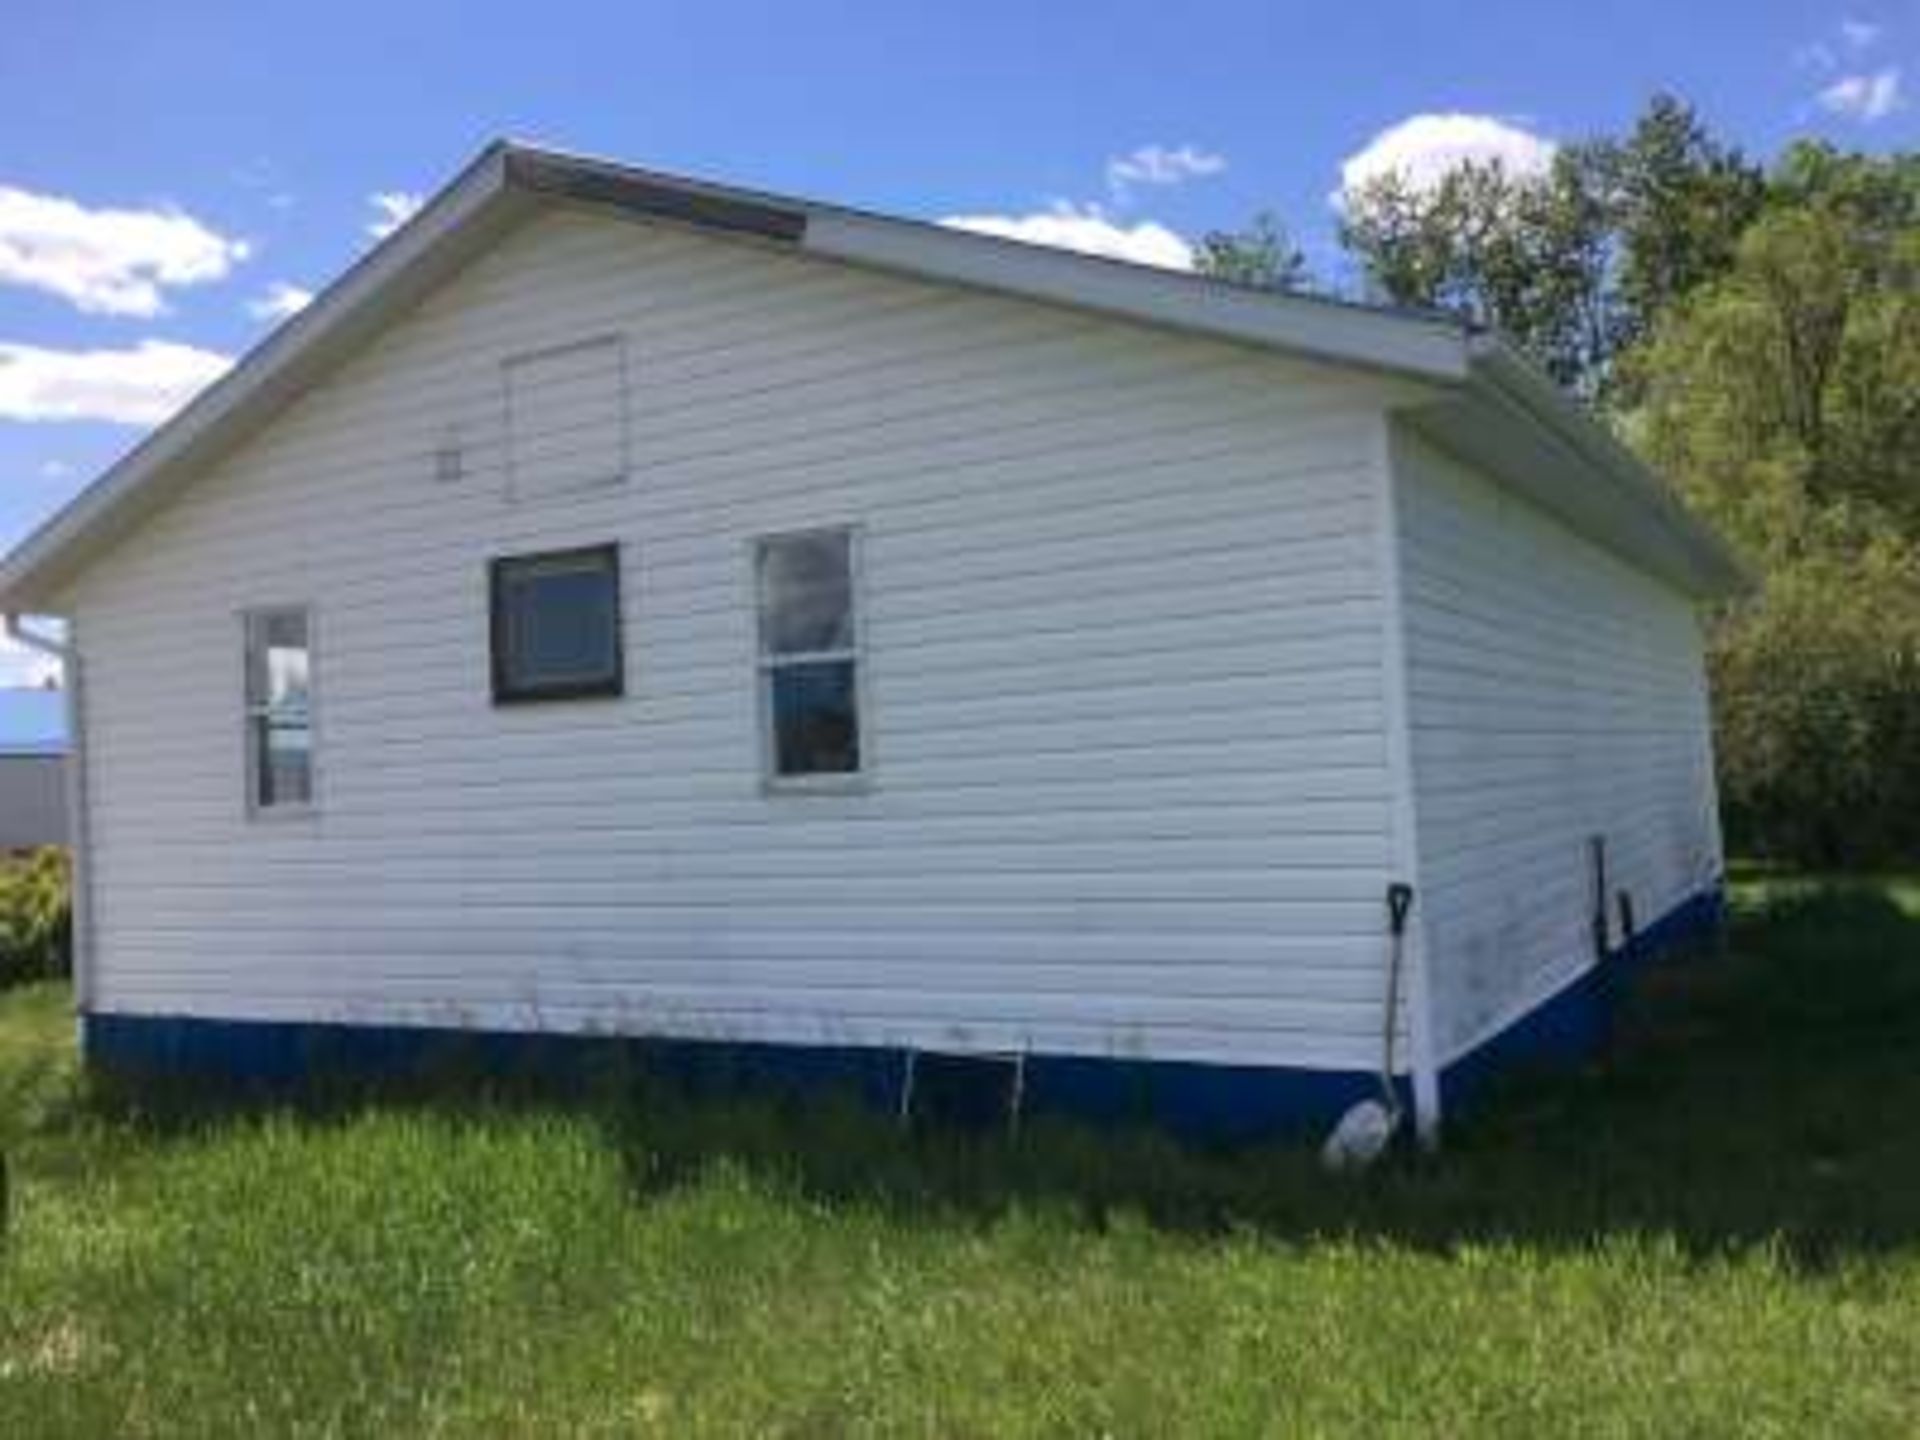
<box><xmin>80</xmin><ymin>883</ymin><xmax>1920</xmax><ymax>1269</ymax></box>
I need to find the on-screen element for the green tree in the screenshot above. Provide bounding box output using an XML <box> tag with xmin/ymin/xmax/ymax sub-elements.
<box><xmin>1636</xmin><ymin>177</ymin><xmax>1920</xmax><ymax>542</ymax></box>
<box><xmin>1769</xmin><ymin>140</ymin><xmax>1920</xmax><ymax>236</ymax></box>
<box><xmin>1631</xmin><ymin>149</ymin><xmax>1920</xmax><ymax>864</ymax></box>
<box><xmin>1705</xmin><ymin>536</ymin><xmax>1920</xmax><ymax>866</ymax></box>
<box><xmin>1192</xmin><ymin>212</ymin><xmax>1311</xmax><ymax>291</ymax></box>
<box><xmin>1338</xmin><ymin>94</ymin><xmax>1764</xmax><ymax>400</ymax></box>
<box><xmin>1608</xmin><ymin>93</ymin><xmax>1765</xmax><ymax>357</ymax></box>
<box><xmin>1338</xmin><ymin>148</ymin><xmax>1617</xmax><ymax>393</ymax></box>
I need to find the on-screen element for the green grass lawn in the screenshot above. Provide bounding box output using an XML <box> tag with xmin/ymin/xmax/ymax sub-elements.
<box><xmin>2</xmin><ymin>877</ymin><xmax>1918</xmax><ymax>1436</ymax></box>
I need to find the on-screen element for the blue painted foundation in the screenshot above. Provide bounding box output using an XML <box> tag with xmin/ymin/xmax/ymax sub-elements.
<box><xmin>1438</xmin><ymin>883</ymin><xmax>1726</xmax><ymax>1112</ymax></box>
<box><xmin>84</xmin><ymin>883</ymin><xmax>1723</xmax><ymax>1145</ymax></box>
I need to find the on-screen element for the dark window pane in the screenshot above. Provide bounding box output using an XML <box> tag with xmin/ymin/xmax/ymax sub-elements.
<box><xmin>259</xmin><ymin>609</ymin><xmax>307</xmax><ymax>651</ymax></box>
<box><xmin>505</xmin><ymin>568</ymin><xmax>614</xmax><ymax>681</ymax></box>
<box><xmin>769</xmin><ymin>660</ymin><xmax>859</xmax><ymax>776</ymax></box>
<box><xmin>758</xmin><ymin>531</ymin><xmax>852</xmax><ymax>655</ymax></box>
<box><xmin>492</xmin><ymin>547</ymin><xmax>623</xmax><ymax>700</ymax></box>
<box><xmin>255</xmin><ymin>716</ymin><xmax>313</xmax><ymax>808</ymax></box>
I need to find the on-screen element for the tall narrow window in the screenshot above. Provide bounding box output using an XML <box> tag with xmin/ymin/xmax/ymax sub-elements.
<box><xmin>244</xmin><ymin>606</ymin><xmax>314</xmax><ymax>813</ymax></box>
<box><xmin>756</xmin><ymin>528</ymin><xmax>863</xmax><ymax>783</ymax></box>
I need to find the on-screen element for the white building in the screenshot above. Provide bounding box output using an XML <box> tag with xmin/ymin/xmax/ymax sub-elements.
<box><xmin>0</xmin><ymin>144</ymin><xmax>1744</xmax><ymax>1143</ymax></box>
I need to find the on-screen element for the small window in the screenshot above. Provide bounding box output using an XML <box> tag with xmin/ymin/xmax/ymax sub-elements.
<box><xmin>244</xmin><ymin>607</ymin><xmax>315</xmax><ymax>814</ymax></box>
<box><xmin>756</xmin><ymin>528</ymin><xmax>863</xmax><ymax>783</ymax></box>
<box><xmin>490</xmin><ymin>544</ymin><xmax>625</xmax><ymax>703</ymax></box>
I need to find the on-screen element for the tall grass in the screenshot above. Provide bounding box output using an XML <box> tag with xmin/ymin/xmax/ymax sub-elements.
<box><xmin>2</xmin><ymin>878</ymin><xmax>1918</xmax><ymax>1435</ymax></box>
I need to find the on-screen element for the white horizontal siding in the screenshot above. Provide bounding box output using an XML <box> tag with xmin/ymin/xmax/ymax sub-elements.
<box><xmin>1392</xmin><ymin>426</ymin><xmax>1723</xmax><ymax>1062</ymax></box>
<box><xmin>67</xmin><ymin>206</ymin><xmax>1406</xmax><ymax>1070</ymax></box>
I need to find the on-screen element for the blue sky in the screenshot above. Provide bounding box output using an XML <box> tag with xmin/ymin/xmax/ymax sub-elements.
<box><xmin>1</xmin><ymin>0</ymin><xmax>1915</xmax><ymax>679</ymax></box>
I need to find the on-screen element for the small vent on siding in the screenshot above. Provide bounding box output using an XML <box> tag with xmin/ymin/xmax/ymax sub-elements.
<box><xmin>502</xmin><ymin>334</ymin><xmax>629</xmax><ymax>503</ymax></box>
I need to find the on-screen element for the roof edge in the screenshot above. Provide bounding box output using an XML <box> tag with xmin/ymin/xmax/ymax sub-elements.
<box><xmin>0</xmin><ymin>140</ymin><xmax>1746</xmax><ymax>612</ymax></box>
<box><xmin>0</xmin><ymin>143</ymin><xmax>520</xmax><ymax>608</ymax></box>
<box><xmin>801</xmin><ymin>206</ymin><xmax>1471</xmax><ymax>385</ymax></box>
<box><xmin>1466</xmin><ymin>336</ymin><xmax>1755</xmax><ymax>598</ymax></box>
<box><xmin>504</xmin><ymin>147</ymin><xmax>808</xmax><ymax>243</ymax></box>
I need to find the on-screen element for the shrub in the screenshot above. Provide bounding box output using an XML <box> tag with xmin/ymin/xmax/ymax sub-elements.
<box><xmin>1710</xmin><ymin>536</ymin><xmax>1920</xmax><ymax>867</ymax></box>
<box><xmin>0</xmin><ymin>848</ymin><xmax>71</xmax><ymax>988</ymax></box>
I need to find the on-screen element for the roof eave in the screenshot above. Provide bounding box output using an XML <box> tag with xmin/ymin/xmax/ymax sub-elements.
<box><xmin>0</xmin><ymin>142</ymin><xmax>527</xmax><ymax>610</ymax></box>
<box><xmin>0</xmin><ymin>140</ymin><xmax>1747</xmax><ymax>614</ymax></box>
<box><xmin>801</xmin><ymin>207</ymin><xmax>1471</xmax><ymax>387</ymax></box>
<box><xmin>0</xmin><ymin>142</ymin><xmax>1475</xmax><ymax>613</ymax></box>
<box><xmin>491</xmin><ymin>142</ymin><xmax>1474</xmax><ymax>386</ymax></box>
<box><xmin>1465</xmin><ymin>336</ymin><xmax>1756</xmax><ymax>599</ymax></box>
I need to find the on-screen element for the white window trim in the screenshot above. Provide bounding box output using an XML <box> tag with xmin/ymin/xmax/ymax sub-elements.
<box><xmin>752</xmin><ymin>525</ymin><xmax>873</xmax><ymax>795</ymax></box>
<box><xmin>241</xmin><ymin>604</ymin><xmax>318</xmax><ymax>821</ymax></box>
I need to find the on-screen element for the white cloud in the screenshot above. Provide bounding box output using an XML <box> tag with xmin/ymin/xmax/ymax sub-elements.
<box><xmin>1336</xmin><ymin>113</ymin><xmax>1558</xmax><ymax>206</ymax></box>
<box><xmin>946</xmin><ymin>143</ymin><xmax>1215</xmax><ymax>270</ymax></box>
<box><xmin>941</xmin><ymin>203</ymin><xmax>1194</xmax><ymax>270</ymax></box>
<box><xmin>366</xmin><ymin>191</ymin><xmax>424</xmax><ymax>240</ymax></box>
<box><xmin>1801</xmin><ymin>18</ymin><xmax>1887</xmax><ymax>72</ymax></box>
<box><xmin>1819</xmin><ymin>67</ymin><xmax>1904</xmax><ymax>121</ymax></box>
<box><xmin>247</xmin><ymin>281</ymin><xmax>314</xmax><ymax>321</ymax></box>
<box><xmin>0</xmin><ymin>339</ymin><xmax>232</xmax><ymax>425</ymax></box>
<box><xmin>0</xmin><ymin>635</ymin><xmax>60</xmax><ymax>689</ymax></box>
<box><xmin>1106</xmin><ymin>144</ymin><xmax>1227</xmax><ymax>198</ymax></box>
<box><xmin>0</xmin><ymin>184</ymin><xmax>248</xmax><ymax>317</ymax></box>
<box><xmin>37</xmin><ymin>459</ymin><xmax>71</xmax><ymax>480</ymax></box>
<box><xmin>1840</xmin><ymin>17</ymin><xmax>1882</xmax><ymax>49</ymax></box>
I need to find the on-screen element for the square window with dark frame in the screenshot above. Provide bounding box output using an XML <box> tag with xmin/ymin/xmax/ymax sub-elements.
<box><xmin>244</xmin><ymin>606</ymin><xmax>314</xmax><ymax>813</ymax></box>
<box><xmin>756</xmin><ymin>529</ymin><xmax>862</xmax><ymax>781</ymax></box>
<box><xmin>490</xmin><ymin>544</ymin><xmax>624</xmax><ymax>703</ymax></box>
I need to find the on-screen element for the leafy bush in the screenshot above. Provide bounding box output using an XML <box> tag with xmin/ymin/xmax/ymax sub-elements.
<box><xmin>0</xmin><ymin>848</ymin><xmax>71</xmax><ymax>988</ymax></box>
<box><xmin>1627</xmin><ymin>150</ymin><xmax>1920</xmax><ymax>869</ymax></box>
<box><xmin>1710</xmin><ymin>537</ymin><xmax>1920</xmax><ymax>866</ymax></box>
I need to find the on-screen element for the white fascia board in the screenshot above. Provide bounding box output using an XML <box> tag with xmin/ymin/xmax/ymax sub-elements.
<box><xmin>1465</xmin><ymin>339</ymin><xmax>1753</xmax><ymax>598</ymax></box>
<box><xmin>805</xmin><ymin>210</ymin><xmax>1472</xmax><ymax>385</ymax></box>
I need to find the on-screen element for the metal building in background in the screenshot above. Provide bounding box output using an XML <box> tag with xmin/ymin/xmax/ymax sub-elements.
<box><xmin>0</xmin><ymin>688</ymin><xmax>67</xmax><ymax>850</ymax></box>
